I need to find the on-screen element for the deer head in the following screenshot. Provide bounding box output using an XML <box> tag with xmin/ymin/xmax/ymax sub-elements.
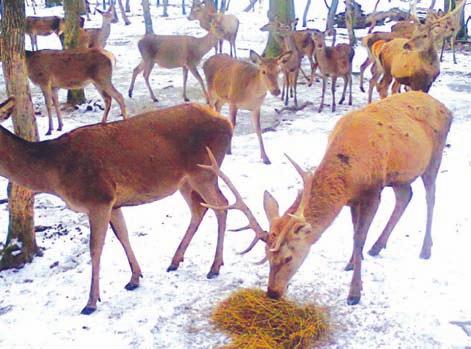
<box><xmin>249</xmin><ymin>50</ymin><xmax>292</xmax><ymax>97</ymax></box>
<box><xmin>403</xmin><ymin>25</ymin><xmax>434</xmax><ymax>51</ymax></box>
<box><xmin>200</xmin><ymin>148</ymin><xmax>319</xmax><ymax>300</ymax></box>
<box><xmin>96</xmin><ymin>4</ymin><xmax>117</xmax><ymax>24</ymax></box>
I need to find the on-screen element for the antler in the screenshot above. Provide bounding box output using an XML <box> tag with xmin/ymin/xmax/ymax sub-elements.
<box><xmin>198</xmin><ymin>147</ymin><xmax>268</xmax><ymax>254</ymax></box>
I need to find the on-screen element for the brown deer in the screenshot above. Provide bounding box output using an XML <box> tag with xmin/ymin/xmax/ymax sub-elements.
<box><xmin>128</xmin><ymin>20</ymin><xmax>224</xmax><ymax>103</ymax></box>
<box><xmin>202</xmin><ymin>91</ymin><xmax>452</xmax><ymax>305</ymax></box>
<box><xmin>0</xmin><ymin>99</ymin><xmax>232</xmax><ymax>314</ymax></box>
<box><xmin>26</xmin><ymin>16</ymin><xmax>65</xmax><ymax>51</ymax></box>
<box><xmin>26</xmin><ymin>48</ymin><xmax>128</xmax><ymax>135</ymax></box>
<box><xmin>373</xmin><ymin>25</ymin><xmax>440</xmax><ymax>100</ymax></box>
<box><xmin>187</xmin><ymin>0</ymin><xmax>239</xmax><ymax>57</ymax></box>
<box><xmin>78</xmin><ymin>5</ymin><xmax>117</xmax><ymax>49</ymax></box>
<box><xmin>311</xmin><ymin>29</ymin><xmax>354</xmax><ymax>112</ymax></box>
<box><xmin>203</xmin><ymin>51</ymin><xmax>292</xmax><ymax>165</ymax></box>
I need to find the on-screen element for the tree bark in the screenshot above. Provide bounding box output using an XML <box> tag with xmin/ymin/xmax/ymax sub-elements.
<box><xmin>264</xmin><ymin>0</ymin><xmax>295</xmax><ymax>57</ymax></box>
<box><xmin>142</xmin><ymin>0</ymin><xmax>154</xmax><ymax>34</ymax></box>
<box><xmin>302</xmin><ymin>0</ymin><xmax>311</xmax><ymax>27</ymax></box>
<box><xmin>45</xmin><ymin>0</ymin><xmax>63</xmax><ymax>7</ymax></box>
<box><xmin>345</xmin><ymin>0</ymin><xmax>356</xmax><ymax>45</ymax></box>
<box><xmin>64</xmin><ymin>0</ymin><xmax>87</xmax><ymax>106</ymax></box>
<box><xmin>0</xmin><ymin>0</ymin><xmax>40</xmax><ymax>270</ymax></box>
<box><xmin>125</xmin><ymin>0</ymin><xmax>130</xmax><ymax>12</ymax></box>
<box><xmin>325</xmin><ymin>0</ymin><xmax>339</xmax><ymax>34</ymax></box>
<box><xmin>162</xmin><ymin>0</ymin><xmax>168</xmax><ymax>16</ymax></box>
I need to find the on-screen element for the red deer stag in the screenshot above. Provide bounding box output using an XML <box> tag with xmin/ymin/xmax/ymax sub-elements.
<box><xmin>0</xmin><ymin>100</ymin><xmax>232</xmax><ymax>314</ymax></box>
<box><xmin>311</xmin><ymin>29</ymin><xmax>354</xmax><ymax>112</ymax></box>
<box><xmin>128</xmin><ymin>19</ymin><xmax>224</xmax><ymax>103</ymax></box>
<box><xmin>202</xmin><ymin>92</ymin><xmax>452</xmax><ymax>305</ymax></box>
<box><xmin>203</xmin><ymin>51</ymin><xmax>292</xmax><ymax>164</ymax></box>
<box><xmin>26</xmin><ymin>48</ymin><xmax>128</xmax><ymax>135</ymax></box>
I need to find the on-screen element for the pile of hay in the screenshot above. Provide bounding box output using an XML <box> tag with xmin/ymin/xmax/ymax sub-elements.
<box><xmin>211</xmin><ymin>288</ymin><xmax>329</xmax><ymax>349</ymax></box>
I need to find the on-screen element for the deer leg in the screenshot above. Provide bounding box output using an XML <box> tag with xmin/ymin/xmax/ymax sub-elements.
<box><xmin>182</xmin><ymin>67</ymin><xmax>190</xmax><ymax>102</ymax></box>
<box><xmin>101</xmin><ymin>81</ymin><xmax>128</xmax><ymax>120</ymax></box>
<box><xmin>348</xmin><ymin>71</ymin><xmax>353</xmax><ymax>105</ymax></box>
<box><xmin>281</xmin><ymin>72</ymin><xmax>287</xmax><ymax>102</ymax></box>
<box><xmin>369</xmin><ymin>184</ymin><xmax>413</xmax><ymax>256</ymax></box>
<box><xmin>284</xmin><ymin>73</ymin><xmax>289</xmax><ymax>106</ymax></box>
<box><xmin>451</xmin><ymin>36</ymin><xmax>457</xmax><ymax>64</ymax></box>
<box><xmin>81</xmin><ymin>205</ymin><xmax>112</xmax><ymax>315</ymax></box>
<box><xmin>93</xmin><ymin>84</ymin><xmax>112</xmax><ymax>123</ymax></box>
<box><xmin>189</xmin><ymin>179</ymin><xmax>228</xmax><ymax>278</ymax></box>
<box><xmin>377</xmin><ymin>71</ymin><xmax>392</xmax><ymax>99</ymax></box>
<box><xmin>420</xmin><ymin>153</ymin><xmax>443</xmax><ymax>260</ymax></box>
<box><xmin>331</xmin><ymin>75</ymin><xmax>337</xmax><ymax>112</ymax></box>
<box><xmin>308</xmin><ymin>55</ymin><xmax>316</xmax><ymax>86</ymax></box>
<box><xmin>345</xmin><ymin>203</ymin><xmax>360</xmax><ymax>271</ymax></box>
<box><xmin>143</xmin><ymin>61</ymin><xmax>158</xmax><ymax>102</ymax></box>
<box><xmin>41</xmin><ymin>87</ymin><xmax>54</xmax><ymax>136</ymax></box>
<box><xmin>293</xmin><ymin>70</ymin><xmax>299</xmax><ymax>107</ymax></box>
<box><xmin>347</xmin><ymin>190</ymin><xmax>381</xmax><ymax>305</ymax></box>
<box><xmin>318</xmin><ymin>75</ymin><xmax>327</xmax><ymax>113</ymax></box>
<box><xmin>251</xmin><ymin>109</ymin><xmax>271</xmax><ymax>165</ymax></box>
<box><xmin>368</xmin><ymin>64</ymin><xmax>381</xmax><ymax>103</ymax></box>
<box><xmin>51</xmin><ymin>88</ymin><xmax>63</xmax><ymax>132</ymax></box>
<box><xmin>188</xmin><ymin>65</ymin><xmax>209</xmax><ymax>104</ymax></box>
<box><xmin>168</xmin><ymin>183</ymin><xmax>209</xmax><ymax>272</ymax></box>
<box><xmin>232</xmin><ymin>36</ymin><xmax>237</xmax><ymax>59</ymax></box>
<box><xmin>227</xmin><ymin>104</ymin><xmax>237</xmax><ymax>155</ymax></box>
<box><xmin>109</xmin><ymin>208</ymin><xmax>143</xmax><ymax>290</ymax></box>
<box><xmin>440</xmin><ymin>39</ymin><xmax>445</xmax><ymax>62</ymax></box>
<box><xmin>128</xmin><ymin>60</ymin><xmax>144</xmax><ymax>98</ymax></box>
<box><xmin>359</xmin><ymin>57</ymin><xmax>371</xmax><ymax>93</ymax></box>
<box><xmin>339</xmin><ymin>75</ymin><xmax>348</xmax><ymax>105</ymax></box>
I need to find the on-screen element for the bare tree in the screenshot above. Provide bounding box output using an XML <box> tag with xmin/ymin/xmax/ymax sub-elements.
<box><xmin>0</xmin><ymin>0</ymin><xmax>40</xmax><ymax>270</ymax></box>
<box><xmin>345</xmin><ymin>0</ymin><xmax>356</xmax><ymax>45</ymax></box>
<box><xmin>263</xmin><ymin>0</ymin><xmax>295</xmax><ymax>57</ymax></box>
<box><xmin>115</xmin><ymin>0</ymin><xmax>131</xmax><ymax>25</ymax></box>
<box><xmin>302</xmin><ymin>0</ymin><xmax>311</xmax><ymax>27</ymax></box>
<box><xmin>142</xmin><ymin>0</ymin><xmax>154</xmax><ymax>33</ymax></box>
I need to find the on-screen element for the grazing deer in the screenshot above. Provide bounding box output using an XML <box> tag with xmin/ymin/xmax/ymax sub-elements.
<box><xmin>78</xmin><ymin>5</ymin><xmax>117</xmax><ymax>49</ymax></box>
<box><xmin>372</xmin><ymin>25</ymin><xmax>440</xmax><ymax>101</ymax></box>
<box><xmin>26</xmin><ymin>48</ymin><xmax>128</xmax><ymax>135</ymax></box>
<box><xmin>203</xmin><ymin>51</ymin><xmax>292</xmax><ymax>164</ymax></box>
<box><xmin>0</xmin><ymin>99</ymin><xmax>232</xmax><ymax>314</ymax></box>
<box><xmin>188</xmin><ymin>0</ymin><xmax>239</xmax><ymax>57</ymax></box>
<box><xmin>202</xmin><ymin>91</ymin><xmax>452</xmax><ymax>305</ymax></box>
<box><xmin>311</xmin><ymin>29</ymin><xmax>354</xmax><ymax>112</ymax></box>
<box><xmin>128</xmin><ymin>20</ymin><xmax>224</xmax><ymax>103</ymax></box>
<box><xmin>26</xmin><ymin>16</ymin><xmax>65</xmax><ymax>51</ymax></box>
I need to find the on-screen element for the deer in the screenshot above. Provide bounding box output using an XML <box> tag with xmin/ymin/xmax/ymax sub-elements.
<box><xmin>311</xmin><ymin>29</ymin><xmax>354</xmax><ymax>113</ymax></box>
<box><xmin>25</xmin><ymin>48</ymin><xmax>128</xmax><ymax>135</ymax></box>
<box><xmin>372</xmin><ymin>25</ymin><xmax>440</xmax><ymax>101</ymax></box>
<box><xmin>77</xmin><ymin>5</ymin><xmax>117</xmax><ymax>49</ymax></box>
<box><xmin>0</xmin><ymin>98</ymin><xmax>233</xmax><ymax>315</ymax></box>
<box><xmin>203</xmin><ymin>50</ymin><xmax>292</xmax><ymax>165</ymax></box>
<box><xmin>201</xmin><ymin>91</ymin><xmax>452</xmax><ymax>305</ymax></box>
<box><xmin>26</xmin><ymin>16</ymin><xmax>65</xmax><ymax>51</ymax></box>
<box><xmin>187</xmin><ymin>0</ymin><xmax>239</xmax><ymax>57</ymax></box>
<box><xmin>128</xmin><ymin>19</ymin><xmax>225</xmax><ymax>104</ymax></box>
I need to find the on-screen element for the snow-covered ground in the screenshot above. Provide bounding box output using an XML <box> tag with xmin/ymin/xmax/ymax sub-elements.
<box><xmin>0</xmin><ymin>0</ymin><xmax>470</xmax><ymax>348</ymax></box>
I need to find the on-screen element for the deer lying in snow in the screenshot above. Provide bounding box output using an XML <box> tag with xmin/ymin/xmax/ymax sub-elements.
<box><xmin>26</xmin><ymin>48</ymin><xmax>128</xmax><ymax>135</ymax></box>
<box><xmin>203</xmin><ymin>91</ymin><xmax>452</xmax><ymax>305</ymax></box>
<box><xmin>203</xmin><ymin>51</ymin><xmax>292</xmax><ymax>164</ymax></box>
<box><xmin>0</xmin><ymin>99</ymin><xmax>232</xmax><ymax>314</ymax></box>
<box><xmin>128</xmin><ymin>19</ymin><xmax>224</xmax><ymax>103</ymax></box>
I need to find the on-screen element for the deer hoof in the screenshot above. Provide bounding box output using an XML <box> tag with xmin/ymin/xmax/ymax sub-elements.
<box><xmin>206</xmin><ymin>271</ymin><xmax>219</xmax><ymax>279</ymax></box>
<box><xmin>166</xmin><ymin>264</ymin><xmax>179</xmax><ymax>272</ymax></box>
<box><xmin>339</xmin><ymin>98</ymin><xmax>345</xmax><ymax>105</ymax></box>
<box><xmin>46</xmin><ymin>130</ymin><xmax>52</xmax><ymax>136</ymax></box>
<box><xmin>347</xmin><ymin>296</ymin><xmax>361</xmax><ymax>306</ymax></box>
<box><xmin>368</xmin><ymin>245</ymin><xmax>382</xmax><ymax>257</ymax></box>
<box><xmin>80</xmin><ymin>306</ymin><xmax>97</xmax><ymax>315</ymax></box>
<box><xmin>344</xmin><ymin>262</ymin><xmax>353</xmax><ymax>271</ymax></box>
<box><xmin>262</xmin><ymin>158</ymin><xmax>272</xmax><ymax>165</ymax></box>
<box><xmin>184</xmin><ymin>97</ymin><xmax>190</xmax><ymax>102</ymax></box>
<box><xmin>128</xmin><ymin>91</ymin><xmax>132</xmax><ymax>98</ymax></box>
<box><xmin>360</xmin><ymin>86</ymin><xmax>365</xmax><ymax>93</ymax></box>
<box><xmin>124</xmin><ymin>282</ymin><xmax>139</xmax><ymax>291</ymax></box>
<box><xmin>420</xmin><ymin>249</ymin><xmax>431</xmax><ymax>260</ymax></box>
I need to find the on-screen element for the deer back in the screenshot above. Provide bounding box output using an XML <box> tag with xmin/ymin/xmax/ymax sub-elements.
<box><xmin>26</xmin><ymin>16</ymin><xmax>62</xmax><ymax>36</ymax></box>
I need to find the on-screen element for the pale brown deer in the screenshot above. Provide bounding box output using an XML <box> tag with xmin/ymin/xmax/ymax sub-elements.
<box><xmin>78</xmin><ymin>5</ymin><xmax>117</xmax><ymax>49</ymax></box>
<box><xmin>311</xmin><ymin>29</ymin><xmax>354</xmax><ymax>112</ymax></box>
<box><xmin>203</xmin><ymin>51</ymin><xmax>292</xmax><ymax>165</ymax></box>
<box><xmin>0</xmin><ymin>99</ymin><xmax>232</xmax><ymax>314</ymax></box>
<box><xmin>128</xmin><ymin>20</ymin><xmax>224</xmax><ymax>103</ymax></box>
<box><xmin>26</xmin><ymin>48</ymin><xmax>128</xmax><ymax>135</ymax></box>
<box><xmin>202</xmin><ymin>91</ymin><xmax>452</xmax><ymax>305</ymax></box>
<box><xmin>187</xmin><ymin>0</ymin><xmax>239</xmax><ymax>57</ymax></box>
<box><xmin>26</xmin><ymin>16</ymin><xmax>65</xmax><ymax>51</ymax></box>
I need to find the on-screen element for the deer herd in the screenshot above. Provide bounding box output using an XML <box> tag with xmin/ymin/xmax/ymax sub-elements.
<box><xmin>0</xmin><ymin>0</ymin><xmax>464</xmax><ymax>314</ymax></box>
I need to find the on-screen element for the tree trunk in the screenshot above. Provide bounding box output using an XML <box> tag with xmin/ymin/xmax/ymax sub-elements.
<box><xmin>325</xmin><ymin>0</ymin><xmax>339</xmax><ymax>34</ymax></box>
<box><xmin>116</xmin><ymin>0</ymin><xmax>131</xmax><ymax>25</ymax></box>
<box><xmin>444</xmin><ymin>0</ymin><xmax>466</xmax><ymax>41</ymax></box>
<box><xmin>45</xmin><ymin>0</ymin><xmax>62</xmax><ymax>7</ymax></box>
<box><xmin>264</xmin><ymin>0</ymin><xmax>295</xmax><ymax>57</ymax></box>
<box><xmin>345</xmin><ymin>0</ymin><xmax>356</xmax><ymax>45</ymax></box>
<box><xmin>162</xmin><ymin>0</ymin><xmax>168</xmax><ymax>16</ymax></box>
<box><xmin>302</xmin><ymin>0</ymin><xmax>311</xmax><ymax>27</ymax></box>
<box><xmin>0</xmin><ymin>0</ymin><xmax>40</xmax><ymax>271</ymax></box>
<box><xmin>125</xmin><ymin>0</ymin><xmax>130</xmax><ymax>12</ymax></box>
<box><xmin>182</xmin><ymin>0</ymin><xmax>186</xmax><ymax>15</ymax></box>
<box><xmin>64</xmin><ymin>0</ymin><xmax>87</xmax><ymax>106</ymax></box>
<box><xmin>142</xmin><ymin>0</ymin><xmax>154</xmax><ymax>34</ymax></box>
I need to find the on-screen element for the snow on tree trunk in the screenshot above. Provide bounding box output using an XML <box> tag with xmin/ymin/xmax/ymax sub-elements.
<box><xmin>0</xmin><ymin>0</ymin><xmax>40</xmax><ymax>271</ymax></box>
<box><xmin>264</xmin><ymin>0</ymin><xmax>295</xmax><ymax>58</ymax></box>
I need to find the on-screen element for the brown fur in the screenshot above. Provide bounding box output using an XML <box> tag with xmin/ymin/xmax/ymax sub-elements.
<box><xmin>25</xmin><ymin>48</ymin><xmax>128</xmax><ymax>135</ymax></box>
<box><xmin>262</xmin><ymin>92</ymin><xmax>452</xmax><ymax>304</ymax></box>
<box><xmin>0</xmin><ymin>101</ymin><xmax>232</xmax><ymax>314</ymax></box>
<box><xmin>312</xmin><ymin>30</ymin><xmax>354</xmax><ymax>112</ymax></box>
<box><xmin>78</xmin><ymin>5</ymin><xmax>116</xmax><ymax>49</ymax></box>
<box><xmin>26</xmin><ymin>16</ymin><xmax>63</xmax><ymax>51</ymax></box>
<box><xmin>203</xmin><ymin>51</ymin><xmax>289</xmax><ymax>164</ymax></box>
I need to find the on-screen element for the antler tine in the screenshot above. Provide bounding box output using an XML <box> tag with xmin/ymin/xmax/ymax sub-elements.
<box><xmin>238</xmin><ymin>235</ymin><xmax>262</xmax><ymax>255</ymax></box>
<box><xmin>198</xmin><ymin>147</ymin><xmax>268</xmax><ymax>248</ymax></box>
<box><xmin>253</xmin><ymin>256</ymin><xmax>268</xmax><ymax>265</ymax></box>
<box><xmin>285</xmin><ymin>153</ymin><xmax>309</xmax><ymax>184</ymax></box>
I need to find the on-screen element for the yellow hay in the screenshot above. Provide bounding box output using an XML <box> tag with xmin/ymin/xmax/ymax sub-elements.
<box><xmin>211</xmin><ymin>288</ymin><xmax>329</xmax><ymax>349</ymax></box>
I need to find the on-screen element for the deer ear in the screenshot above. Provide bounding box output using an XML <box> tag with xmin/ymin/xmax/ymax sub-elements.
<box><xmin>276</xmin><ymin>51</ymin><xmax>292</xmax><ymax>64</ymax></box>
<box><xmin>250</xmin><ymin>50</ymin><xmax>262</xmax><ymax>64</ymax></box>
<box><xmin>263</xmin><ymin>191</ymin><xmax>280</xmax><ymax>224</ymax></box>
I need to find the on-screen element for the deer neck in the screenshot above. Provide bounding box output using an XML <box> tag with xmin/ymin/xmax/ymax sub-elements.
<box><xmin>194</xmin><ymin>31</ymin><xmax>219</xmax><ymax>58</ymax></box>
<box><xmin>419</xmin><ymin>41</ymin><xmax>438</xmax><ymax>65</ymax></box>
<box><xmin>98</xmin><ymin>19</ymin><xmax>111</xmax><ymax>46</ymax></box>
<box><xmin>303</xmin><ymin>165</ymin><xmax>349</xmax><ymax>244</ymax></box>
<box><xmin>0</xmin><ymin>126</ymin><xmax>56</xmax><ymax>193</ymax></box>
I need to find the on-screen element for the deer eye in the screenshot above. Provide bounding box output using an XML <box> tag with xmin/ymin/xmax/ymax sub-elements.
<box><xmin>262</xmin><ymin>70</ymin><xmax>266</xmax><ymax>75</ymax></box>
